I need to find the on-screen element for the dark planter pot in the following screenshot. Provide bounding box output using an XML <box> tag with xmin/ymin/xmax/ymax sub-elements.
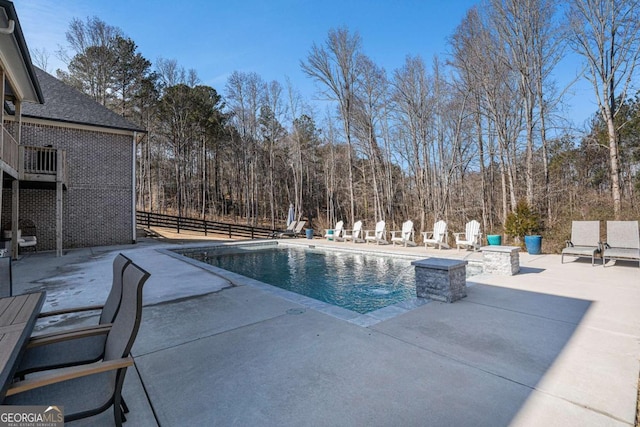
<box><xmin>524</xmin><ymin>235</ymin><xmax>542</xmax><ymax>255</ymax></box>
<box><xmin>487</xmin><ymin>235</ymin><xmax>502</xmax><ymax>245</ymax></box>
<box><xmin>306</xmin><ymin>229</ymin><xmax>314</xmax><ymax>240</ymax></box>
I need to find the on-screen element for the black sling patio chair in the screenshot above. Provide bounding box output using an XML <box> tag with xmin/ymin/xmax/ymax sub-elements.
<box><xmin>0</xmin><ymin>256</ymin><xmax>11</xmax><ymax>297</ymax></box>
<box><xmin>17</xmin><ymin>254</ymin><xmax>132</xmax><ymax>375</ymax></box>
<box><xmin>5</xmin><ymin>261</ymin><xmax>150</xmax><ymax>427</ymax></box>
<box><xmin>35</xmin><ymin>253</ymin><xmax>132</xmax><ymax>330</ymax></box>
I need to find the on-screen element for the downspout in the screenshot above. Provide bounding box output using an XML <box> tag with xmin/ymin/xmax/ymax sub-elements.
<box><xmin>0</xmin><ymin>20</ymin><xmax>15</xmax><ymax>35</ymax></box>
<box><xmin>132</xmin><ymin>132</ymin><xmax>137</xmax><ymax>244</ymax></box>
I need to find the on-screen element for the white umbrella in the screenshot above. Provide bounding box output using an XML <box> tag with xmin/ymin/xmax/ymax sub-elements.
<box><xmin>287</xmin><ymin>204</ymin><xmax>295</xmax><ymax>226</ymax></box>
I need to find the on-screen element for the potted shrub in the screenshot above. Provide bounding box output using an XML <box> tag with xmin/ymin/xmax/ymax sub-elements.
<box><xmin>504</xmin><ymin>200</ymin><xmax>543</xmax><ymax>254</ymax></box>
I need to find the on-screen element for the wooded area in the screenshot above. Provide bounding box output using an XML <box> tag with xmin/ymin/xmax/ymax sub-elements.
<box><xmin>39</xmin><ymin>0</ymin><xmax>640</xmax><ymax>251</ymax></box>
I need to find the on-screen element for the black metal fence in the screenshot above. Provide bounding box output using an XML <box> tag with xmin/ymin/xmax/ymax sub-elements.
<box><xmin>136</xmin><ymin>211</ymin><xmax>277</xmax><ymax>239</ymax></box>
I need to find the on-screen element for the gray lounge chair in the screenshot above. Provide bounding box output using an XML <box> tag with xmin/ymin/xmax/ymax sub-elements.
<box><xmin>6</xmin><ymin>261</ymin><xmax>150</xmax><ymax>427</ymax></box>
<box><xmin>278</xmin><ymin>220</ymin><xmax>306</xmax><ymax>238</ymax></box>
<box><xmin>561</xmin><ymin>221</ymin><xmax>601</xmax><ymax>266</ymax></box>
<box><xmin>603</xmin><ymin>221</ymin><xmax>640</xmax><ymax>267</ymax></box>
<box><xmin>270</xmin><ymin>221</ymin><xmax>297</xmax><ymax>238</ymax></box>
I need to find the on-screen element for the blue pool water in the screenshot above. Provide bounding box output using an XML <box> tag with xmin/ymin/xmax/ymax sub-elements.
<box><xmin>182</xmin><ymin>245</ymin><xmax>416</xmax><ymax>314</ymax></box>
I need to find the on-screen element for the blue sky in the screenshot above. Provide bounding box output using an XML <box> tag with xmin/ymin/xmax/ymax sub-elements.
<box><xmin>13</xmin><ymin>0</ymin><xmax>596</xmax><ymax>128</ymax></box>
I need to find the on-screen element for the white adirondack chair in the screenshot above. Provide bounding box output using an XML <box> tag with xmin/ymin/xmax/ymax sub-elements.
<box><xmin>365</xmin><ymin>220</ymin><xmax>388</xmax><ymax>245</ymax></box>
<box><xmin>324</xmin><ymin>220</ymin><xmax>344</xmax><ymax>241</ymax></box>
<box><xmin>390</xmin><ymin>220</ymin><xmax>416</xmax><ymax>247</ymax></box>
<box><xmin>454</xmin><ymin>220</ymin><xmax>482</xmax><ymax>251</ymax></box>
<box><xmin>343</xmin><ymin>221</ymin><xmax>364</xmax><ymax>243</ymax></box>
<box><xmin>422</xmin><ymin>220</ymin><xmax>449</xmax><ymax>249</ymax></box>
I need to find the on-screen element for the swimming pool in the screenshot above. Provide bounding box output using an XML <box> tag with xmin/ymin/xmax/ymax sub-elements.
<box><xmin>179</xmin><ymin>244</ymin><xmax>417</xmax><ymax>314</ymax></box>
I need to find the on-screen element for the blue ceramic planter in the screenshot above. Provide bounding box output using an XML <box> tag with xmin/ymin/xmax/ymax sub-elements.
<box><xmin>524</xmin><ymin>235</ymin><xmax>542</xmax><ymax>255</ymax></box>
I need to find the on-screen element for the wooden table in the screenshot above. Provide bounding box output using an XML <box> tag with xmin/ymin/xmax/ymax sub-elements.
<box><xmin>0</xmin><ymin>292</ymin><xmax>45</xmax><ymax>401</ymax></box>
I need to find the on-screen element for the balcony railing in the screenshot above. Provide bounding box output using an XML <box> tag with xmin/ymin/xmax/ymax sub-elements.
<box><xmin>0</xmin><ymin>127</ymin><xmax>19</xmax><ymax>172</ymax></box>
<box><xmin>0</xmin><ymin>124</ymin><xmax>67</xmax><ymax>184</ymax></box>
<box><xmin>21</xmin><ymin>146</ymin><xmax>67</xmax><ymax>184</ymax></box>
<box><xmin>23</xmin><ymin>146</ymin><xmax>57</xmax><ymax>174</ymax></box>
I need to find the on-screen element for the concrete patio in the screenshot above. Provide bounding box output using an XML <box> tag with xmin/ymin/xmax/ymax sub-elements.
<box><xmin>9</xmin><ymin>234</ymin><xmax>640</xmax><ymax>426</ymax></box>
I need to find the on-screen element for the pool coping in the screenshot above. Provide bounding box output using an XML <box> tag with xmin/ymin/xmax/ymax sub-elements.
<box><xmin>158</xmin><ymin>240</ymin><xmax>435</xmax><ymax>326</ymax></box>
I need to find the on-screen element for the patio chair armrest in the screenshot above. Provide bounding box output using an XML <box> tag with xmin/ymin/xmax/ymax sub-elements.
<box><xmin>28</xmin><ymin>324</ymin><xmax>112</xmax><ymax>348</ymax></box>
<box><xmin>38</xmin><ymin>304</ymin><xmax>105</xmax><ymax>318</ymax></box>
<box><xmin>390</xmin><ymin>230</ymin><xmax>401</xmax><ymax>238</ymax></box>
<box><xmin>6</xmin><ymin>357</ymin><xmax>134</xmax><ymax>396</ymax></box>
<box><xmin>422</xmin><ymin>231</ymin><xmax>434</xmax><ymax>239</ymax></box>
<box><xmin>453</xmin><ymin>232</ymin><xmax>465</xmax><ymax>239</ymax></box>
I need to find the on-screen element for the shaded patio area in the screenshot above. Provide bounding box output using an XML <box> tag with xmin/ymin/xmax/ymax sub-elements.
<box><xmin>9</xmin><ymin>235</ymin><xmax>640</xmax><ymax>426</ymax></box>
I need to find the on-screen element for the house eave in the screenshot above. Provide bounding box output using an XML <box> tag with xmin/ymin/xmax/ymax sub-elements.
<box><xmin>8</xmin><ymin>114</ymin><xmax>146</xmax><ymax>136</ymax></box>
<box><xmin>0</xmin><ymin>0</ymin><xmax>43</xmax><ymax>104</ymax></box>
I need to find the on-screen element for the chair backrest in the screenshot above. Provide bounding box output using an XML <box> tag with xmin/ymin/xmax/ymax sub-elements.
<box><xmin>465</xmin><ymin>220</ymin><xmax>481</xmax><ymax>240</ymax></box>
<box><xmin>334</xmin><ymin>221</ymin><xmax>344</xmax><ymax>235</ymax></box>
<box><xmin>294</xmin><ymin>221</ymin><xmax>306</xmax><ymax>233</ymax></box>
<box><xmin>434</xmin><ymin>220</ymin><xmax>447</xmax><ymax>242</ymax></box>
<box><xmin>606</xmin><ymin>221</ymin><xmax>640</xmax><ymax>249</ymax></box>
<box><xmin>99</xmin><ymin>254</ymin><xmax>133</xmax><ymax>325</ymax></box>
<box><xmin>353</xmin><ymin>221</ymin><xmax>363</xmax><ymax>238</ymax></box>
<box><xmin>402</xmin><ymin>220</ymin><xmax>414</xmax><ymax>240</ymax></box>
<box><xmin>18</xmin><ymin>219</ymin><xmax>36</xmax><ymax>238</ymax></box>
<box><xmin>571</xmin><ymin>221</ymin><xmax>600</xmax><ymax>247</ymax></box>
<box><xmin>0</xmin><ymin>257</ymin><xmax>11</xmax><ymax>298</ymax></box>
<box><xmin>104</xmin><ymin>261</ymin><xmax>150</xmax><ymax>361</ymax></box>
<box><xmin>285</xmin><ymin>221</ymin><xmax>297</xmax><ymax>232</ymax></box>
<box><xmin>375</xmin><ymin>220</ymin><xmax>385</xmax><ymax>239</ymax></box>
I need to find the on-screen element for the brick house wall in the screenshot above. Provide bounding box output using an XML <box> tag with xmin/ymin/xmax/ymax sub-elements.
<box><xmin>2</xmin><ymin>122</ymin><xmax>134</xmax><ymax>250</ymax></box>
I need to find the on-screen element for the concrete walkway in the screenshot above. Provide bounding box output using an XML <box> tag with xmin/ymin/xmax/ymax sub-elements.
<box><xmin>10</xmin><ymin>236</ymin><xmax>640</xmax><ymax>426</ymax></box>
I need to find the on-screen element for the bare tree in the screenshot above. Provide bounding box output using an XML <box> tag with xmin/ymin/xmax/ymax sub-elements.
<box><xmin>301</xmin><ymin>27</ymin><xmax>362</xmax><ymax>226</ymax></box>
<box><xmin>567</xmin><ymin>0</ymin><xmax>640</xmax><ymax>219</ymax></box>
<box><xmin>491</xmin><ymin>0</ymin><xmax>562</xmax><ymax>217</ymax></box>
<box><xmin>450</xmin><ymin>7</ymin><xmax>493</xmax><ymax>231</ymax></box>
<box><xmin>260</xmin><ymin>80</ymin><xmax>287</xmax><ymax>227</ymax></box>
<box><xmin>352</xmin><ymin>54</ymin><xmax>388</xmax><ymax>222</ymax></box>
<box><xmin>285</xmin><ymin>79</ymin><xmax>306</xmax><ymax>224</ymax></box>
<box><xmin>391</xmin><ymin>55</ymin><xmax>434</xmax><ymax>231</ymax></box>
<box><xmin>225</xmin><ymin>71</ymin><xmax>264</xmax><ymax>224</ymax></box>
<box><xmin>57</xmin><ymin>16</ymin><xmax>123</xmax><ymax>105</ymax></box>
<box><xmin>449</xmin><ymin>6</ymin><xmax>523</xmax><ymax>223</ymax></box>
<box><xmin>32</xmin><ymin>48</ymin><xmax>51</xmax><ymax>72</ymax></box>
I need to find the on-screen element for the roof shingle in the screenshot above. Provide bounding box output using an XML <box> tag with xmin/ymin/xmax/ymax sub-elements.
<box><xmin>20</xmin><ymin>67</ymin><xmax>145</xmax><ymax>133</ymax></box>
